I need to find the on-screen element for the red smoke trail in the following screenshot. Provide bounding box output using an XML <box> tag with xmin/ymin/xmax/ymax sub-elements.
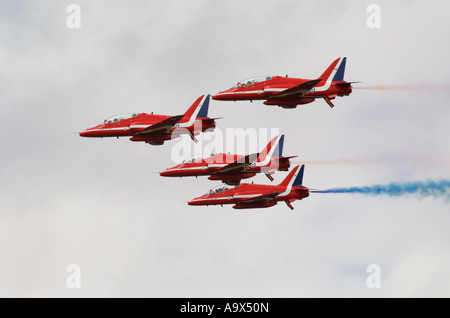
<box><xmin>354</xmin><ymin>83</ymin><xmax>450</xmax><ymax>91</ymax></box>
<box><xmin>302</xmin><ymin>159</ymin><xmax>365</xmax><ymax>166</ymax></box>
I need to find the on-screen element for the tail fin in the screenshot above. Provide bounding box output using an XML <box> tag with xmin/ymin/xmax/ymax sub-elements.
<box><xmin>179</xmin><ymin>94</ymin><xmax>209</xmax><ymax>128</ymax></box>
<box><xmin>293</xmin><ymin>165</ymin><xmax>304</xmax><ymax>187</ymax></box>
<box><xmin>279</xmin><ymin>165</ymin><xmax>304</xmax><ymax>188</ymax></box>
<box><xmin>333</xmin><ymin>57</ymin><xmax>346</xmax><ymax>81</ymax></box>
<box><xmin>196</xmin><ymin>94</ymin><xmax>210</xmax><ymax>118</ymax></box>
<box><xmin>272</xmin><ymin>134</ymin><xmax>285</xmax><ymax>157</ymax></box>
<box><xmin>318</xmin><ymin>57</ymin><xmax>347</xmax><ymax>83</ymax></box>
<box><xmin>256</xmin><ymin>135</ymin><xmax>281</xmax><ymax>166</ymax></box>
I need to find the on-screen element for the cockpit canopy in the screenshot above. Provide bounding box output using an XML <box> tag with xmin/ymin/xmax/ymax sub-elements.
<box><xmin>177</xmin><ymin>153</ymin><xmax>215</xmax><ymax>165</ymax></box>
<box><xmin>102</xmin><ymin>113</ymin><xmax>138</xmax><ymax>125</ymax></box>
<box><xmin>205</xmin><ymin>184</ymin><xmax>232</xmax><ymax>196</ymax></box>
<box><xmin>232</xmin><ymin>76</ymin><xmax>273</xmax><ymax>88</ymax></box>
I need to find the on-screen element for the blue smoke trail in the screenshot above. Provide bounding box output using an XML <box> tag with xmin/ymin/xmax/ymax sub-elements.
<box><xmin>311</xmin><ymin>180</ymin><xmax>450</xmax><ymax>200</ymax></box>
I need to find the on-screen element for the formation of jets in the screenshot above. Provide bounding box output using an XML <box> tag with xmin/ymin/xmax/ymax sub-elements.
<box><xmin>80</xmin><ymin>58</ymin><xmax>354</xmax><ymax>210</ymax></box>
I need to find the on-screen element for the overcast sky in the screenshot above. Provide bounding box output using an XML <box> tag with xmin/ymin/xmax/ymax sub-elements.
<box><xmin>0</xmin><ymin>0</ymin><xmax>449</xmax><ymax>297</ymax></box>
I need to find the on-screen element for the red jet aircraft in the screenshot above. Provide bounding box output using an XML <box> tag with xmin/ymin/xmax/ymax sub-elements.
<box><xmin>188</xmin><ymin>165</ymin><xmax>308</xmax><ymax>210</ymax></box>
<box><xmin>212</xmin><ymin>57</ymin><xmax>352</xmax><ymax>108</ymax></box>
<box><xmin>160</xmin><ymin>135</ymin><xmax>296</xmax><ymax>185</ymax></box>
<box><xmin>79</xmin><ymin>95</ymin><xmax>215</xmax><ymax>145</ymax></box>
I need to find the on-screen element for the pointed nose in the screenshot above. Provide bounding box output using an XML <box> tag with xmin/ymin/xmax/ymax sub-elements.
<box><xmin>79</xmin><ymin>129</ymin><xmax>97</xmax><ymax>137</ymax></box>
<box><xmin>187</xmin><ymin>197</ymin><xmax>202</xmax><ymax>206</ymax></box>
<box><xmin>212</xmin><ymin>92</ymin><xmax>226</xmax><ymax>100</ymax></box>
<box><xmin>79</xmin><ymin>126</ymin><xmax>103</xmax><ymax>137</ymax></box>
<box><xmin>159</xmin><ymin>167</ymin><xmax>178</xmax><ymax>177</ymax></box>
<box><xmin>159</xmin><ymin>169</ymin><xmax>171</xmax><ymax>177</ymax></box>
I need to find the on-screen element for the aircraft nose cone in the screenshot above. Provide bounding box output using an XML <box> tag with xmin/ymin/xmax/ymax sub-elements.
<box><xmin>159</xmin><ymin>167</ymin><xmax>177</xmax><ymax>177</ymax></box>
<box><xmin>159</xmin><ymin>169</ymin><xmax>170</xmax><ymax>177</ymax></box>
<box><xmin>79</xmin><ymin>129</ymin><xmax>95</xmax><ymax>137</ymax></box>
<box><xmin>187</xmin><ymin>197</ymin><xmax>202</xmax><ymax>206</ymax></box>
<box><xmin>212</xmin><ymin>93</ymin><xmax>224</xmax><ymax>100</ymax></box>
<box><xmin>79</xmin><ymin>127</ymin><xmax>100</xmax><ymax>137</ymax></box>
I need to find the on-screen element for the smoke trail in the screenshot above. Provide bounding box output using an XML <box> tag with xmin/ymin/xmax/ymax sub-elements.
<box><xmin>355</xmin><ymin>85</ymin><xmax>416</xmax><ymax>91</ymax></box>
<box><xmin>311</xmin><ymin>180</ymin><xmax>450</xmax><ymax>200</ymax></box>
<box><xmin>302</xmin><ymin>159</ymin><xmax>365</xmax><ymax>166</ymax></box>
<box><xmin>355</xmin><ymin>83</ymin><xmax>450</xmax><ymax>91</ymax></box>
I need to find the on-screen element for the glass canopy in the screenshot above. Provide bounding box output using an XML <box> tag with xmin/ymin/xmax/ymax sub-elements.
<box><xmin>177</xmin><ymin>153</ymin><xmax>215</xmax><ymax>165</ymax></box>
<box><xmin>102</xmin><ymin>113</ymin><xmax>138</xmax><ymax>125</ymax></box>
<box><xmin>232</xmin><ymin>76</ymin><xmax>273</xmax><ymax>88</ymax></box>
<box><xmin>205</xmin><ymin>184</ymin><xmax>232</xmax><ymax>196</ymax></box>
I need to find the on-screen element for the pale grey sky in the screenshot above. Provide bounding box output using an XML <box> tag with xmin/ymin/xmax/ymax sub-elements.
<box><xmin>0</xmin><ymin>0</ymin><xmax>449</xmax><ymax>297</ymax></box>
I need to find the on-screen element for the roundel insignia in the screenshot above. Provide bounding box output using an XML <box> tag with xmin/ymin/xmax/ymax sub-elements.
<box><xmin>309</xmin><ymin>87</ymin><xmax>315</xmax><ymax>93</ymax></box>
<box><xmin>174</xmin><ymin>123</ymin><xmax>180</xmax><ymax>129</ymax></box>
<box><xmin>250</xmin><ymin>162</ymin><xmax>256</xmax><ymax>168</ymax></box>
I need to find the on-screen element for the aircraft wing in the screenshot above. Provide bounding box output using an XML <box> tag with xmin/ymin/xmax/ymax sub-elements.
<box><xmin>211</xmin><ymin>153</ymin><xmax>260</xmax><ymax>175</ymax></box>
<box><xmin>134</xmin><ymin>115</ymin><xmax>184</xmax><ymax>136</ymax></box>
<box><xmin>238</xmin><ymin>191</ymin><xmax>283</xmax><ymax>204</ymax></box>
<box><xmin>269</xmin><ymin>79</ymin><xmax>322</xmax><ymax>99</ymax></box>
